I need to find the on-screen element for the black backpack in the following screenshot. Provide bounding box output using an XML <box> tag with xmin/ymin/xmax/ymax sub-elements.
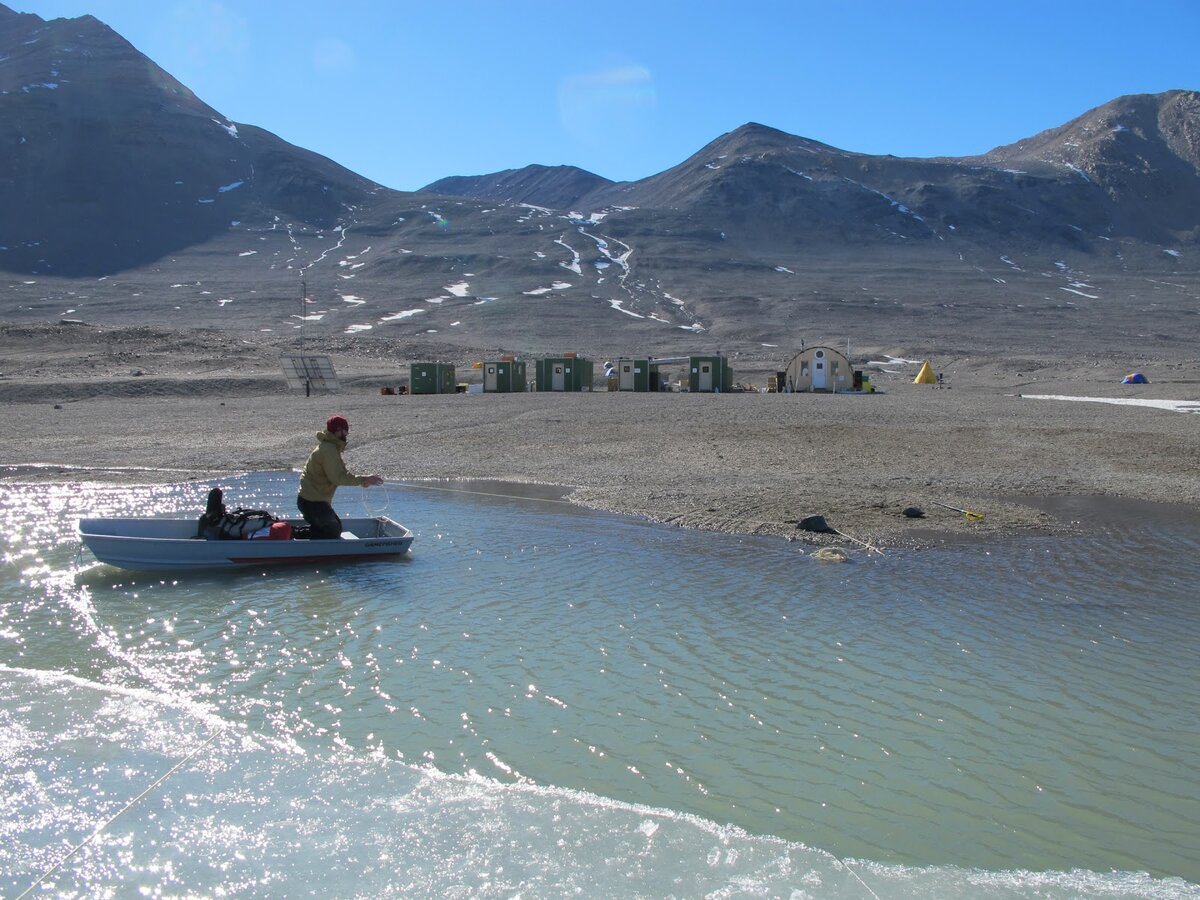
<box><xmin>196</xmin><ymin>487</ymin><xmax>277</xmax><ymax>540</ymax></box>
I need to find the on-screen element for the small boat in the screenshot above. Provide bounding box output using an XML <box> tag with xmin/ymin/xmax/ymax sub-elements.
<box><xmin>77</xmin><ymin>516</ymin><xmax>414</xmax><ymax>571</ymax></box>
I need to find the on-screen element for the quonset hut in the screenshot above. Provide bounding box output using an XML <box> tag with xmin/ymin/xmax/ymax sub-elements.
<box><xmin>781</xmin><ymin>346</ymin><xmax>853</xmax><ymax>392</ymax></box>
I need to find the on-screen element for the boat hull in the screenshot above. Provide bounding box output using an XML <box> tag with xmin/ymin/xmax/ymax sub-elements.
<box><xmin>77</xmin><ymin>516</ymin><xmax>414</xmax><ymax>571</ymax></box>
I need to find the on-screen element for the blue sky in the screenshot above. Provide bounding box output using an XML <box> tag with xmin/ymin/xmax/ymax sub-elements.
<box><xmin>14</xmin><ymin>1</ymin><xmax>1200</xmax><ymax>191</ymax></box>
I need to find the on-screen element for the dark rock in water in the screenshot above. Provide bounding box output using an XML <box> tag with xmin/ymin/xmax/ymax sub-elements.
<box><xmin>798</xmin><ymin>515</ymin><xmax>834</xmax><ymax>533</ymax></box>
<box><xmin>903</xmin><ymin>506</ymin><xmax>926</xmax><ymax>518</ymax></box>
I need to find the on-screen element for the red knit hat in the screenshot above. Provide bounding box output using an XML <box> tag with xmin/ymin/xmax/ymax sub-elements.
<box><xmin>326</xmin><ymin>415</ymin><xmax>349</xmax><ymax>434</ymax></box>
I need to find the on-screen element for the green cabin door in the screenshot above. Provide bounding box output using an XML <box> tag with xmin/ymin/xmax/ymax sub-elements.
<box><xmin>553</xmin><ymin>364</ymin><xmax>565</xmax><ymax>391</ymax></box>
<box><xmin>699</xmin><ymin>362</ymin><xmax>713</xmax><ymax>392</ymax></box>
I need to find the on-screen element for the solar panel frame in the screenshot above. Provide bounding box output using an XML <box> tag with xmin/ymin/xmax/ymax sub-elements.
<box><xmin>279</xmin><ymin>353</ymin><xmax>339</xmax><ymax>391</ymax></box>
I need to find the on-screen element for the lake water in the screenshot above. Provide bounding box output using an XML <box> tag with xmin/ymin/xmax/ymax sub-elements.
<box><xmin>1</xmin><ymin>472</ymin><xmax>1197</xmax><ymax>898</ymax></box>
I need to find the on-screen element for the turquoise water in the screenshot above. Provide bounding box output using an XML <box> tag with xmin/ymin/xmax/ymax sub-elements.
<box><xmin>1</xmin><ymin>472</ymin><xmax>1197</xmax><ymax>898</ymax></box>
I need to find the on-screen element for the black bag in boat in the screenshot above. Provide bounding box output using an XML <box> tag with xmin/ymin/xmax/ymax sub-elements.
<box><xmin>216</xmin><ymin>508</ymin><xmax>277</xmax><ymax>540</ymax></box>
<box><xmin>196</xmin><ymin>487</ymin><xmax>278</xmax><ymax>540</ymax></box>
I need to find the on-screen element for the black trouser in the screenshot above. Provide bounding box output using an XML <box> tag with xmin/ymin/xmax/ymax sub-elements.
<box><xmin>297</xmin><ymin>495</ymin><xmax>342</xmax><ymax>539</ymax></box>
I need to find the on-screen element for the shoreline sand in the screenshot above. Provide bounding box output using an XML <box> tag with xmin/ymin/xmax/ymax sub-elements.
<box><xmin>4</xmin><ymin>323</ymin><xmax>1199</xmax><ymax>551</ymax></box>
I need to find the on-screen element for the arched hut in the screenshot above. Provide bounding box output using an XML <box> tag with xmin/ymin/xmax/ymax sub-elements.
<box><xmin>782</xmin><ymin>346</ymin><xmax>854</xmax><ymax>392</ymax></box>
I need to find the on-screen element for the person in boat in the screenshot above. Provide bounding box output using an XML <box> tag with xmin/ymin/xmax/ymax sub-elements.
<box><xmin>297</xmin><ymin>415</ymin><xmax>384</xmax><ymax>539</ymax></box>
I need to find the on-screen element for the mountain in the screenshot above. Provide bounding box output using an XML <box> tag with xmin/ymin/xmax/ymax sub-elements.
<box><xmin>460</xmin><ymin>102</ymin><xmax>1200</xmax><ymax>251</ymax></box>
<box><xmin>0</xmin><ymin>2</ymin><xmax>379</xmax><ymax>276</ymax></box>
<box><xmin>976</xmin><ymin>90</ymin><xmax>1200</xmax><ymax>242</ymax></box>
<box><xmin>0</xmin><ymin>2</ymin><xmax>1197</xmax><ymax>362</ymax></box>
<box><xmin>422</xmin><ymin>164</ymin><xmax>612</xmax><ymax>210</ymax></box>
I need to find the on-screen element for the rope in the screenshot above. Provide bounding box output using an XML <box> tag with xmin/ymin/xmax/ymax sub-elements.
<box><xmin>386</xmin><ymin>480</ymin><xmax>577</xmax><ymax>505</ymax></box>
<box><xmin>18</xmin><ymin>726</ymin><xmax>226</xmax><ymax>900</ymax></box>
<box><xmin>361</xmin><ymin>481</ymin><xmax>391</xmax><ymax>519</ymax></box>
<box><xmin>392</xmin><ymin>484</ymin><xmax>889</xmax><ymax>558</ymax></box>
<box><xmin>833</xmin><ymin>528</ymin><xmax>885</xmax><ymax>555</ymax></box>
<box><xmin>836</xmin><ymin>857</ymin><xmax>883</xmax><ymax>900</ymax></box>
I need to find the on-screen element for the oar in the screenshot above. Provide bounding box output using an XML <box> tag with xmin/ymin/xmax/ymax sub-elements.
<box><xmin>931</xmin><ymin>500</ymin><xmax>984</xmax><ymax>521</ymax></box>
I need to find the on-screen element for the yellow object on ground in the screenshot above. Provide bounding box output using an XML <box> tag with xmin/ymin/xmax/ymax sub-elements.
<box><xmin>914</xmin><ymin>361</ymin><xmax>936</xmax><ymax>384</ymax></box>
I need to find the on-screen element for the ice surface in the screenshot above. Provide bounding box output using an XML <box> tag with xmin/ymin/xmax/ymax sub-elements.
<box><xmin>1024</xmin><ymin>395</ymin><xmax>1200</xmax><ymax>414</ymax></box>
<box><xmin>607</xmin><ymin>299</ymin><xmax>644</xmax><ymax>319</ymax></box>
<box><xmin>554</xmin><ymin>238</ymin><xmax>582</xmax><ymax>275</ymax></box>
<box><xmin>523</xmin><ymin>282</ymin><xmax>573</xmax><ymax>296</ymax></box>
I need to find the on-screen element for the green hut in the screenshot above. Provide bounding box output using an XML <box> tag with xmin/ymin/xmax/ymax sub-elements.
<box><xmin>409</xmin><ymin>362</ymin><xmax>457</xmax><ymax>395</ymax></box>
<box><xmin>688</xmin><ymin>355</ymin><xmax>733</xmax><ymax>393</ymax></box>
<box><xmin>483</xmin><ymin>358</ymin><xmax>526</xmax><ymax>393</ymax></box>
<box><xmin>617</xmin><ymin>358</ymin><xmax>665</xmax><ymax>392</ymax></box>
<box><xmin>535</xmin><ymin>355</ymin><xmax>593</xmax><ymax>392</ymax></box>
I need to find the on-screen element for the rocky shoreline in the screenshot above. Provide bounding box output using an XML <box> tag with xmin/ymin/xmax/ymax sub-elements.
<box><xmin>4</xmin><ymin>323</ymin><xmax>1199</xmax><ymax>552</ymax></box>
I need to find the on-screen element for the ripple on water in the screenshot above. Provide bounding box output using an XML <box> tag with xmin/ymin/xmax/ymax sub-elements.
<box><xmin>0</xmin><ymin>474</ymin><xmax>1197</xmax><ymax>895</ymax></box>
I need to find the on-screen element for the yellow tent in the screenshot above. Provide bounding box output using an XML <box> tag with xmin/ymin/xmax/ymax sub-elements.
<box><xmin>913</xmin><ymin>361</ymin><xmax>936</xmax><ymax>384</ymax></box>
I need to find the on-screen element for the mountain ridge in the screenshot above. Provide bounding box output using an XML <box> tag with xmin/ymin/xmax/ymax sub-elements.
<box><xmin>0</xmin><ymin>2</ymin><xmax>380</xmax><ymax>275</ymax></box>
<box><xmin>0</xmin><ymin>2</ymin><xmax>1197</xmax><ymax>363</ymax></box>
<box><xmin>423</xmin><ymin>164</ymin><xmax>612</xmax><ymax>210</ymax></box>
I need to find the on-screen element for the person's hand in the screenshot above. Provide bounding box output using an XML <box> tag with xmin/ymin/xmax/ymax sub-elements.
<box><xmin>363</xmin><ymin>475</ymin><xmax>385</xmax><ymax>487</ymax></box>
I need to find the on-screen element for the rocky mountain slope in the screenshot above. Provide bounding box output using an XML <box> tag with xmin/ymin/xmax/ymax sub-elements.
<box><xmin>0</xmin><ymin>3</ymin><xmax>377</xmax><ymax>276</ymax></box>
<box><xmin>1</xmin><ymin>3</ymin><xmax>1196</xmax><ymax>365</ymax></box>
<box><xmin>423</xmin><ymin>164</ymin><xmax>612</xmax><ymax>210</ymax></box>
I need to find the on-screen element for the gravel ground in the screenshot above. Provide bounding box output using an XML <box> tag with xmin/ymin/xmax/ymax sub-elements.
<box><xmin>4</xmin><ymin>325</ymin><xmax>1198</xmax><ymax>551</ymax></box>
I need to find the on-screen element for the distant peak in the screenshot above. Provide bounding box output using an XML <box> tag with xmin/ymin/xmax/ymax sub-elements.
<box><xmin>732</xmin><ymin>122</ymin><xmax>792</xmax><ymax>138</ymax></box>
<box><xmin>0</xmin><ymin>2</ymin><xmax>40</xmax><ymax>23</ymax></box>
<box><xmin>700</xmin><ymin>121</ymin><xmax>843</xmax><ymax>156</ymax></box>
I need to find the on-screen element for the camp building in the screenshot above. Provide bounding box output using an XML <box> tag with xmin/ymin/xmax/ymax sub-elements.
<box><xmin>781</xmin><ymin>346</ymin><xmax>854</xmax><ymax>392</ymax></box>
<box><xmin>689</xmin><ymin>355</ymin><xmax>733</xmax><ymax>393</ymax></box>
<box><xmin>616</xmin><ymin>358</ymin><xmax>667</xmax><ymax>392</ymax></box>
<box><xmin>535</xmin><ymin>354</ymin><xmax>593</xmax><ymax>392</ymax></box>
<box><xmin>482</xmin><ymin>357</ymin><xmax>526</xmax><ymax>392</ymax></box>
<box><xmin>409</xmin><ymin>362</ymin><xmax>456</xmax><ymax>394</ymax></box>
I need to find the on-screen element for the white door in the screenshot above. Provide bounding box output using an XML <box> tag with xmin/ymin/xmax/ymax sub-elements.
<box><xmin>553</xmin><ymin>364</ymin><xmax>565</xmax><ymax>391</ymax></box>
<box><xmin>485</xmin><ymin>365</ymin><xmax>497</xmax><ymax>391</ymax></box>
<box><xmin>699</xmin><ymin>363</ymin><xmax>712</xmax><ymax>392</ymax></box>
<box><xmin>812</xmin><ymin>351</ymin><xmax>826</xmax><ymax>389</ymax></box>
<box><xmin>620</xmin><ymin>363</ymin><xmax>634</xmax><ymax>391</ymax></box>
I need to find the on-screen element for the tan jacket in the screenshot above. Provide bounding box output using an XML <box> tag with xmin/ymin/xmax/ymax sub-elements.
<box><xmin>298</xmin><ymin>430</ymin><xmax>368</xmax><ymax>503</ymax></box>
